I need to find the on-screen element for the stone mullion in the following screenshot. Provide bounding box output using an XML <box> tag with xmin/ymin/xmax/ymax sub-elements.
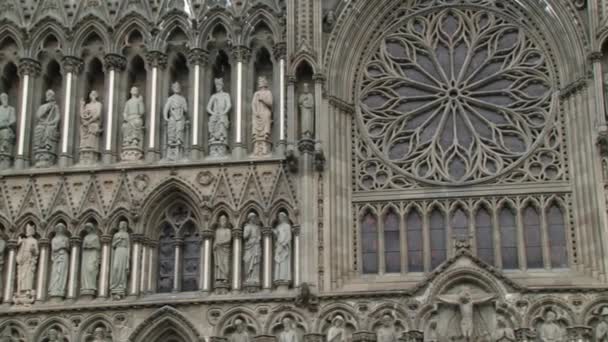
<box><xmin>35</xmin><ymin>238</ymin><xmax>50</xmax><ymax>302</ymax></box>
<box><xmin>377</xmin><ymin>204</ymin><xmax>386</xmax><ymax>275</ymax></box>
<box><xmin>345</xmin><ymin>110</ymin><xmax>354</xmax><ymax>279</ymax></box>
<box><xmin>102</xmin><ymin>54</ymin><xmax>127</xmax><ymax>164</ymax></box>
<box><xmin>287</xmin><ymin>76</ymin><xmax>297</xmax><ymax>143</ymax></box>
<box><xmin>66</xmin><ymin>237</ymin><xmax>81</xmax><ymax>300</ymax></box>
<box><xmin>146</xmin><ymin>241</ymin><xmax>158</xmax><ymax>294</ymax></box>
<box><xmin>516</xmin><ymin>198</ymin><xmax>527</xmax><ymax>271</ymax></box>
<box><xmin>330</xmin><ymin>104</ymin><xmax>341</xmax><ymax>286</ymax></box>
<box><xmin>138</xmin><ymin>240</ymin><xmax>148</xmax><ymax>294</ymax></box>
<box><xmin>492</xmin><ymin>202</ymin><xmax>503</xmax><ymax>269</ymax></box>
<box><xmin>15</xmin><ymin>58</ymin><xmax>41</xmax><ymax>169</ymax></box>
<box><xmin>231</xmin><ymin>228</ymin><xmax>243</xmax><ymax>291</ymax></box>
<box><xmin>320</xmin><ymin>97</ymin><xmax>332</xmax><ymax>291</ymax></box>
<box><xmin>145</xmin><ymin>51</ymin><xmax>168</xmax><ymax>162</ymax></box>
<box><xmin>468</xmin><ymin>205</ymin><xmax>476</xmax><ymax>258</ymax></box>
<box><xmin>313</xmin><ymin>74</ymin><xmax>324</xmax><ymax>140</ymax></box>
<box><xmin>172</xmin><ymin>239</ymin><xmax>184</xmax><ymax>292</ymax></box>
<box><xmin>59</xmin><ymin>56</ymin><xmax>84</xmax><ymax>167</ymax></box>
<box><xmin>187</xmin><ymin>48</ymin><xmax>209</xmax><ymax>160</ymax></box>
<box><xmin>400</xmin><ymin>206</ymin><xmax>408</xmax><ymax>274</ymax></box>
<box><xmin>422</xmin><ymin>202</ymin><xmax>431</xmax><ymax>273</ymax></box>
<box><xmin>97</xmin><ymin>234</ymin><xmax>112</xmax><ymax>298</ymax></box>
<box><xmin>338</xmin><ymin>107</ymin><xmax>348</xmax><ymax>284</ymax></box>
<box><xmin>2</xmin><ymin>240</ymin><xmax>17</xmax><ymax>303</ymax></box>
<box><xmin>231</xmin><ymin>46</ymin><xmax>251</xmax><ymax>158</ymax></box>
<box><xmin>128</xmin><ymin>234</ymin><xmax>143</xmax><ymax>297</ymax></box>
<box><xmin>540</xmin><ymin>196</ymin><xmax>551</xmax><ymax>270</ymax></box>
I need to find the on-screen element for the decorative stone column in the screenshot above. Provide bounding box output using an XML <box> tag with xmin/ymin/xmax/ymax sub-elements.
<box><xmin>293</xmin><ymin>224</ymin><xmax>301</xmax><ymax>287</ymax></box>
<box><xmin>102</xmin><ymin>53</ymin><xmax>127</xmax><ymax>164</ymax></box>
<box><xmin>231</xmin><ymin>45</ymin><xmax>251</xmax><ymax>159</ymax></box>
<box><xmin>353</xmin><ymin>332</ymin><xmax>376</xmax><ymax>342</ymax></box>
<box><xmin>566</xmin><ymin>326</ymin><xmax>592</xmax><ymax>342</ymax></box>
<box><xmin>2</xmin><ymin>240</ymin><xmax>17</xmax><ymax>303</ymax></box>
<box><xmin>59</xmin><ymin>56</ymin><xmax>84</xmax><ymax>168</ymax></box>
<box><xmin>187</xmin><ymin>48</ymin><xmax>208</xmax><ymax>160</ymax></box>
<box><xmin>254</xmin><ymin>335</ymin><xmax>277</xmax><ymax>342</ymax></box>
<box><xmin>400</xmin><ymin>330</ymin><xmax>423</xmax><ymax>342</ymax></box>
<box><xmin>515</xmin><ymin>328</ymin><xmax>536</xmax><ymax>342</ymax></box>
<box><xmin>35</xmin><ymin>238</ymin><xmax>50</xmax><ymax>302</ymax></box>
<box><xmin>15</xmin><ymin>58</ymin><xmax>41</xmax><ymax>169</ymax></box>
<box><xmin>145</xmin><ymin>51</ymin><xmax>168</xmax><ymax>162</ymax></box>
<box><xmin>139</xmin><ymin>239</ymin><xmax>148</xmax><ymax>294</ymax></box>
<box><xmin>97</xmin><ymin>234</ymin><xmax>112</xmax><ymax>299</ymax></box>
<box><xmin>128</xmin><ymin>234</ymin><xmax>143</xmax><ymax>297</ymax></box>
<box><xmin>172</xmin><ymin>238</ymin><xmax>184</xmax><ymax>292</ymax></box>
<box><xmin>273</xmin><ymin>42</ymin><xmax>287</xmax><ymax>155</ymax></box>
<box><xmin>287</xmin><ymin>75</ymin><xmax>297</xmax><ymax>143</ymax></box>
<box><xmin>146</xmin><ymin>240</ymin><xmax>157</xmax><ymax>294</ymax></box>
<box><xmin>303</xmin><ymin>333</ymin><xmax>324</xmax><ymax>342</ymax></box>
<box><xmin>66</xmin><ymin>236</ymin><xmax>81</xmax><ymax>300</ymax></box>
<box><xmin>262</xmin><ymin>226</ymin><xmax>273</xmax><ymax>291</ymax></box>
<box><xmin>231</xmin><ymin>227</ymin><xmax>243</xmax><ymax>291</ymax></box>
<box><xmin>201</xmin><ymin>229</ymin><xmax>214</xmax><ymax>293</ymax></box>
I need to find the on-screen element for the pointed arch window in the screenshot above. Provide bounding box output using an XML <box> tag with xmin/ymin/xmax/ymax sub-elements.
<box><xmin>451</xmin><ymin>207</ymin><xmax>469</xmax><ymax>239</ymax></box>
<box><xmin>475</xmin><ymin>207</ymin><xmax>494</xmax><ymax>265</ymax></box>
<box><xmin>499</xmin><ymin>206</ymin><xmax>518</xmax><ymax>269</ymax></box>
<box><xmin>406</xmin><ymin>209</ymin><xmax>424</xmax><ymax>272</ymax></box>
<box><xmin>361</xmin><ymin>209</ymin><xmax>379</xmax><ymax>274</ymax></box>
<box><xmin>547</xmin><ymin>203</ymin><xmax>568</xmax><ymax>268</ymax></box>
<box><xmin>429</xmin><ymin>208</ymin><xmax>446</xmax><ymax>269</ymax></box>
<box><xmin>383</xmin><ymin>208</ymin><xmax>400</xmax><ymax>273</ymax></box>
<box><xmin>523</xmin><ymin>205</ymin><xmax>543</xmax><ymax>269</ymax></box>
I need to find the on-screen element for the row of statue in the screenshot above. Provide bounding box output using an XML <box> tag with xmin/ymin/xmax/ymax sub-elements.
<box><xmin>4</xmin><ymin>211</ymin><xmax>294</xmax><ymax>304</ymax></box>
<box><xmin>0</xmin><ymin>76</ymin><xmax>316</xmax><ymax>168</ymax></box>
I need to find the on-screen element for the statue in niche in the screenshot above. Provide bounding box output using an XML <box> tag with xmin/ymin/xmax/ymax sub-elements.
<box><xmin>493</xmin><ymin>319</ymin><xmax>515</xmax><ymax>342</ymax></box>
<box><xmin>0</xmin><ymin>324</ymin><xmax>23</xmax><ymax>342</ymax></box>
<box><xmin>229</xmin><ymin>319</ymin><xmax>250</xmax><ymax>342</ymax></box>
<box><xmin>163</xmin><ymin>82</ymin><xmax>188</xmax><ymax>161</ymax></box>
<box><xmin>327</xmin><ymin>315</ymin><xmax>346</xmax><ymax>342</ymax></box>
<box><xmin>214</xmin><ymin>215</ymin><xmax>232</xmax><ymax>284</ymax></box>
<box><xmin>15</xmin><ymin>223</ymin><xmax>38</xmax><ymax>304</ymax></box>
<box><xmin>243</xmin><ymin>212</ymin><xmax>261</xmax><ymax>285</ymax></box>
<box><xmin>48</xmin><ymin>223</ymin><xmax>70</xmax><ymax>298</ymax></box>
<box><xmin>80</xmin><ymin>222</ymin><xmax>101</xmax><ymax>296</ymax></box>
<box><xmin>79</xmin><ymin>90</ymin><xmax>102</xmax><ymax>164</ymax></box>
<box><xmin>0</xmin><ymin>93</ymin><xmax>16</xmax><ymax>169</ymax></box>
<box><xmin>33</xmin><ymin>89</ymin><xmax>60</xmax><ymax>167</ymax></box>
<box><xmin>279</xmin><ymin>317</ymin><xmax>299</xmax><ymax>342</ymax></box>
<box><xmin>115</xmin><ymin>316</ymin><xmax>132</xmax><ymax>342</ymax></box>
<box><xmin>377</xmin><ymin>314</ymin><xmax>398</xmax><ymax>342</ymax></box>
<box><xmin>596</xmin><ymin>307</ymin><xmax>608</xmax><ymax>342</ymax></box>
<box><xmin>207</xmin><ymin>78</ymin><xmax>231</xmax><ymax>157</ymax></box>
<box><xmin>45</xmin><ymin>328</ymin><xmax>64</xmax><ymax>342</ymax></box>
<box><xmin>538</xmin><ymin>309</ymin><xmax>565</xmax><ymax>342</ymax></box>
<box><xmin>298</xmin><ymin>83</ymin><xmax>314</xmax><ymax>139</ymax></box>
<box><xmin>110</xmin><ymin>220</ymin><xmax>130</xmax><ymax>300</ymax></box>
<box><xmin>89</xmin><ymin>326</ymin><xmax>111</xmax><ymax>342</ymax></box>
<box><xmin>436</xmin><ymin>287</ymin><xmax>495</xmax><ymax>341</ymax></box>
<box><xmin>121</xmin><ymin>87</ymin><xmax>145</xmax><ymax>162</ymax></box>
<box><xmin>251</xmin><ymin>76</ymin><xmax>273</xmax><ymax>156</ymax></box>
<box><xmin>274</xmin><ymin>212</ymin><xmax>292</xmax><ymax>283</ymax></box>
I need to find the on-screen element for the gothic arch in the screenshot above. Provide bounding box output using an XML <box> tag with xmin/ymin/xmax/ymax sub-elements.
<box><xmin>0</xmin><ymin>319</ymin><xmax>28</xmax><ymax>340</ymax></box>
<box><xmin>77</xmin><ymin>209</ymin><xmax>105</xmax><ymax>232</ymax></box>
<box><xmin>264</xmin><ymin>306</ymin><xmax>309</xmax><ymax>334</ymax></box>
<box><xmin>76</xmin><ymin>314</ymin><xmax>114</xmax><ymax>341</ymax></box>
<box><xmin>289</xmin><ymin>55</ymin><xmax>318</xmax><ymax>76</ymax></box>
<box><xmin>199</xmin><ymin>15</ymin><xmax>235</xmax><ymax>50</ymax></box>
<box><xmin>216</xmin><ymin>307</ymin><xmax>261</xmax><ymax>336</ymax></box>
<box><xmin>45</xmin><ymin>210</ymin><xmax>73</xmax><ymax>238</ymax></box>
<box><xmin>237</xmin><ymin>201</ymin><xmax>267</xmax><ymax>228</ymax></box>
<box><xmin>112</xmin><ymin>17</ymin><xmax>152</xmax><ymax>53</ymax></box>
<box><xmin>427</xmin><ymin>268</ymin><xmax>509</xmax><ymax>302</ymax></box>
<box><xmin>105</xmin><ymin>208</ymin><xmax>135</xmax><ymax>235</ymax></box>
<box><xmin>211</xmin><ymin>204</ymin><xmax>236</xmax><ymax>229</ymax></box>
<box><xmin>0</xmin><ymin>214</ymin><xmax>13</xmax><ymax>239</ymax></box>
<box><xmin>27</xmin><ymin>21</ymin><xmax>67</xmax><ymax>58</ymax></box>
<box><xmin>34</xmin><ymin>317</ymin><xmax>71</xmax><ymax>342</ymax></box>
<box><xmin>524</xmin><ymin>296</ymin><xmax>576</xmax><ymax>327</ymax></box>
<box><xmin>14</xmin><ymin>213</ymin><xmax>43</xmax><ymax>236</ymax></box>
<box><xmin>314</xmin><ymin>303</ymin><xmax>359</xmax><ymax>333</ymax></box>
<box><xmin>242</xmin><ymin>11</ymin><xmax>281</xmax><ymax>46</ymax></box>
<box><xmin>129</xmin><ymin>306</ymin><xmax>203</xmax><ymax>342</ymax></box>
<box><xmin>581</xmin><ymin>296</ymin><xmax>608</xmax><ymax>325</ymax></box>
<box><xmin>367</xmin><ymin>302</ymin><xmax>411</xmax><ymax>332</ymax></box>
<box><xmin>0</xmin><ymin>26</ymin><xmax>24</xmax><ymax>57</ymax></box>
<box><xmin>70</xmin><ymin>19</ymin><xmax>111</xmax><ymax>56</ymax></box>
<box><xmin>268</xmin><ymin>200</ymin><xmax>298</xmax><ymax>226</ymax></box>
<box><xmin>154</xmin><ymin>14</ymin><xmax>194</xmax><ymax>51</ymax></box>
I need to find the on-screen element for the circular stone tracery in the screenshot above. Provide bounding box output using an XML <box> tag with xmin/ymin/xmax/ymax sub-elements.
<box><xmin>357</xmin><ymin>7</ymin><xmax>554</xmax><ymax>185</ymax></box>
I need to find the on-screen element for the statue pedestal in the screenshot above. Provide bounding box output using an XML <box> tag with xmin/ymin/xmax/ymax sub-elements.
<box><xmin>34</xmin><ymin>150</ymin><xmax>57</xmax><ymax>168</ymax></box>
<box><xmin>214</xmin><ymin>280</ymin><xmax>230</xmax><ymax>294</ymax></box>
<box><xmin>165</xmin><ymin>143</ymin><xmax>182</xmax><ymax>162</ymax></box>
<box><xmin>209</xmin><ymin>142</ymin><xmax>229</xmax><ymax>158</ymax></box>
<box><xmin>273</xmin><ymin>280</ymin><xmax>290</xmax><ymax>292</ymax></box>
<box><xmin>79</xmin><ymin>149</ymin><xmax>99</xmax><ymax>165</ymax></box>
<box><xmin>13</xmin><ymin>291</ymin><xmax>35</xmax><ymax>306</ymax></box>
<box><xmin>48</xmin><ymin>295</ymin><xmax>64</xmax><ymax>303</ymax></box>
<box><xmin>252</xmin><ymin>139</ymin><xmax>272</xmax><ymax>157</ymax></box>
<box><xmin>0</xmin><ymin>152</ymin><xmax>11</xmax><ymax>170</ymax></box>
<box><xmin>79</xmin><ymin>289</ymin><xmax>96</xmax><ymax>301</ymax></box>
<box><xmin>243</xmin><ymin>281</ymin><xmax>260</xmax><ymax>293</ymax></box>
<box><xmin>120</xmin><ymin>146</ymin><xmax>143</xmax><ymax>162</ymax></box>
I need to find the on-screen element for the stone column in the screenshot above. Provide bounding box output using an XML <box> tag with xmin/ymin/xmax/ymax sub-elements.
<box><xmin>292</xmin><ymin>225</ymin><xmax>301</xmax><ymax>287</ymax></box>
<box><xmin>172</xmin><ymin>238</ymin><xmax>184</xmax><ymax>292</ymax></box>
<box><xmin>66</xmin><ymin>237</ymin><xmax>81</xmax><ymax>300</ymax></box>
<box><xmin>566</xmin><ymin>326</ymin><xmax>592</xmax><ymax>342</ymax></box>
<box><xmin>287</xmin><ymin>75</ymin><xmax>297</xmax><ymax>142</ymax></box>
<box><xmin>97</xmin><ymin>234</ymin><xmax>112</xmax><ymax>299</ymax></box>
<box><xmin>231</xmin><ymin>227</ymin><xmax>243</xmax><ymax>291</ymax></box>
<box><xmin>515</xmin><ymin>328</ymin><xmax>535</xmax><ymax>342</ymax></box>
<box><xmin>2</xmin><ymin>240</ymin><xmax>16</xmax><ymax>303</ymax></box>
<box><xmin>15</xmin><ymin>58</ymin><xmax>41</xmax><ymax>169</ymax></box>
<box><xmin>262</xmin><ymin>226</ymin><xmax>273</xmax><ymax>291</ymax></box>
<box><xmin>102</xmin><ymin>54</ymin><xmax>127</xmax><ymax>164</ymax></box>
<box><xmin>187</xmin><ymin>48</ymin><xmax>208</xmax><ymax>160</ymax></box>
<box><xmin>139</xmin><ymin>240</ymin><xmax>148</xmax><ymax>294</ymax></box>
<box><xmin>145</xmin><ymin>51</ymin><xmax>168</xmax><ymax>162</ymax></box>
<box><xmin>35</xmin><ymin>238</ymin><xmax>50</xmax><ymax>302</ymax></box>
<box><xmin>128</xmin><ymin>234</ymin><xmax>143</xmax><ymax>297</ymax></box>
<box><xmin>273</xmin><ymin>42</ymin><xmax>287</xmax><ymax>154</ymax></box>
<box><xmin>201</xmin><ymin>229</ymin><xmax>213</xmax><ymax>293</ymax></box>
<box><xmin>59</xmin><ymin>56</ymin><xmax>84</xmax><ymax>167</ymax></box>
<box><xmin>353</xmin><ymin>332</ymin><xmax>376</xmax><ymax>342</ymax></box>
<box><xmin>231</xmin><ymin>45</ymin><xmax>251</xmax><ymax>158</ymax></box>
<box><xmin>146</xmin><ymin>241</ymin><xmax>157</xmax><ymax>294</ymax></box>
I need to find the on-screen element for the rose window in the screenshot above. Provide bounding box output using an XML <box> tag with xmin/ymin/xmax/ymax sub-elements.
<box><xmin>357</xmin><ymin>7</ymin><xmax>554</xmax><ymax>185</ymax></box>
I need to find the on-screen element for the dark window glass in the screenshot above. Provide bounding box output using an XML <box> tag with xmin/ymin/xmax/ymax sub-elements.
<box><xmin>406</xmin><ymin>210</ymin><xmax>424</xmax><ymax>272</ymax></box>
<box><xmin>158</xmin><ymin>223</ymin><xmax>175</xmax><ymax>293</ymax></box>
<box><xmin>523</xmin><ymin>206</ymin><xmax>543</xmax><ymax>268</ymax></box>
<box><xmin>451</xmin><ymin>208</ymin><xmax>469</xmax><ymax>238</ymax></box>
<box><xmin>182</xmin><ymin>222</ymin><xmax>201</xmax><ymax>291</ymax></box>
<box><xmin>430</xmin><ymin>209</ymin><xmax>446</xmax><ymax>269</ymax></box>
<box><xmin>547</xmin><ymin>204</ymin><xmax>568</xmax><ymax>268</ymax></box>
<box><xmin>384</xmin><ymin>209</ymin><xmax>401</xmax><ymax>273</ymax></box>
<box><xmin>475</xmin><ymin>207</ymin><xmax>494</xmax><ymax>265</ymax></box>
<box><xmin>499</xmin><ymin>207</ymin><xmax>518</xmax><ymax>269</ymax></box>
<box><xmin>361</xmin><ymin>211</ymin><xmax>379</xmax><ymax>274</ymax></box>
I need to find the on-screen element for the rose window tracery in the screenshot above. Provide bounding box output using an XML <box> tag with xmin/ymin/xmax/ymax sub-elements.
<box><xmin>357</xmin><ymin>7</ymin><xmax>555</xmax><ymax>185</ymax></box>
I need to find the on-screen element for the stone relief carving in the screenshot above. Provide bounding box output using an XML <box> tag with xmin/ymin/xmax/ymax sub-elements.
<box><xmin>436</xmin><ymin>287</ymin><xmax>495</xmax><ymax>341</ymax></box>
<box><xmin>110</xmin><ymin>220</ymin><xmax>130</xmax><ymax>300</ymax></box>
<box><xmin>493</xmin><ymin>318</ymin><xmax>516</xmax><ymax>342</ymax></box>
<box><xmin>252</xmin><ymin>76</ymin><xmax>273</xmax><ymax>157</ymax></box>
<box><xmin>243</xmin><ymin>212</ymin><xmax>261</xmax><ymax>287</ymax></box>
<box><xmin>163</xmin><ymin>82</ymin><xmax>188</xmax><ymax>161</ymax></box>
<box><xmin>214</xmin><ymin>214</ymin><xmax>232</xmax><ymax>287</ymax></box>
<box><xmin>0</xmin><ymin>324</ymin><xmax>24</xmax><ymax>341</ymax></box>
<box><xmin>536</xmin><ymin>308</ymin><xmax>566</xmax><ymax>342</ymax></box>
<box><xmin>33</xmin><ymin>89</ymin><xmax>60</xmax><ymax>168</ymax></box>
<box><xmin>274</xmin><ymin>212</ymin><xmax>291</xmax><ymax>284</ymax></box>
<box><xmin>229</xmin><ymin>318</ymin><xmax>251</xmax><ymax>342</ymax></box>
<box><xmin>48</xmin><ymin>223</ymin><xmax>70</xmax><ymax>298</ymax></box>
<box><xmin>298</xmin><ymin>83</ymin><xmax>314</xmax><ymax>139</ymax></box>
<box><xmin>79</xmin><ymin>90</ymin><xmax>103</xmax><ymax>165</ymax></box>
<box><xmin>0</xmin><ymin>93</ymin><xmax>16</xmax><ymax>169</ymax></box>
<box><xmin>121</xmin><ymin>87</ymin><xmax>145</xmax><ymax>162</ymax></box>
<box><xmin>14</xmin><ymin>223</ymin><xmax>38</xmax><ymax>305</ymax></box>
<box><xmin>208</xmin><ymin>77</ymin><xmax>231</xmax><ymax>157</ymax></box>
<box><xmin>376</xmin><ymin>314</ymin><xmax>398</xmax><ymax>342</ymax></box>
<box><xmin>278</xmin><ymin>317</ymin><xmax>300</xmax><ymax>342</ymax></box>
<box><xmin>88</xmin><ymin>326</ymin><xmax>111</xmax><ymax>342</ymax></box>
<box><xmin>327</xmin><ymin>315</ymin><xmax>346</xmax><ymax>342</ymax></box>
<box><xmin>595</xmin><ymin>307</ymin><xmax>608</xmax><ymax>342</ymax></box>
<box><xmin>80</xmin><ymin>222</ymin><xmax>101</xmax><ymax>297</ymax></box>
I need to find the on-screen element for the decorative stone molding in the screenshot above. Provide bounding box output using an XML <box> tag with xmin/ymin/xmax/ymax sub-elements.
<box><xmin>188</xmin><ymin>48</ymin><xmax>209</xmax><ymax>66</ymax></box>
<box><xmin>18</xmin><ymin>58</ymin><xmax>41</xmax><ymax>77</ymax></box>
<box><xmin>145</xmin><ymin>50</ymin><xmax>168</xmax><ymax>70</ymax></box>
<box><xmin>61</xmin><ymin>56</ymin><xmax>84</xmax><ymax>74</ymax></box>
<box><xmin>103</xmin><ymin>53</ymin><xmax>127</xmax><ymax>72</ymax></box>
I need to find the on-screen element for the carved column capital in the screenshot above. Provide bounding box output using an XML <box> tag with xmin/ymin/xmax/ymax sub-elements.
<box><xmin>273</xmin><ymin>42</ymin><xmax>287</xmax><ymax>60</ymax></box>
<box><xmin>201</xmin><ymin>230</ymin><xmax>214</xmax><ymax>240</ymax></box>
<box><xmin>6</xmin><ymin>240</ymin><xmax>18</xmax><ymax>250</ymax></box>
<box><xmin>231</xmin><ymin>45</ymin><xmax>252</xmax><ymax>63</ymax></box>
<box><xmin>254</xmin><ymin>336</ymin><xmax>277</xmax><ymax>342</ymax></box>
<box><xmin>312</xmin><ymin>73</ymin><xmax>326</xmax><ymax>84</ymax></box>
<box><xmin>210</xmin><ymin>337</ymin><xmax>228</xmax><ymax>342</ymax></box>
<box><xmin>103</xmin><ymin>53</ymin><xmax>127</xmax><ymax>71</ymax></box>
<box><xmin>303</xmin><ymin>334</ymin><xmax>324</xmax><ymax>342</ymax></box>
<box><xmin>18</xmin><ymin>58</ymin><xmax>41</xmax><ymax>77</ymax></box>
<box><xmin>38</xmin><ymin>238</ymin><xmax>50</xmax><ymax>248</ymax></box>
<box><xmin>566</xmin><ymin>326</ymin><xmax>592</xmax><ymax>342</ymax></box>
<box><xmin>173</xmin><ymin>239</ymin><xmax>184</xmax><ymax>247</ymax></box>
<box><xmin>69</xmin><ymin>237</ymin><xmax>82</xmax><ymax>247</ymax></box>
<box><xmin>287</xmin><ymin>75</ymin><xmax>297</xmax><ymax>85</ymax></box>
<box><xmin>188</xmin><ymin>48</ymin><xmax>209</xmax><ymax>66</ymax></box>
<box><xmin>352</xmin><ymin>332</ymin><xmax>376</xmax><ymax>342</ymax></box>
<box><xmin>131</xmin><ymin>234</ymin><xmax>145</xmax><ymax>244</ymax></box>
<box><xmin>232</xmin><ymin>228</ymin><xmax>243</xmax><ymax>239</ymax></box>
<box><xmin>261</xmin><ymin>227</ymin><xmax>273</xmax><ymax>237</ymax></box>
<box><xmin>400</xmin><ymin>330</ymin><xmax>423</xmax><ymax>342</ymax></box>
<box><xmin>291</xmin><ymin>225</ymin><xmax>301</xmax><ymax>236</ymax></box>
<box><xmin>100</xmin><ymin>235</ymin><xmax>113</xmax><ymax>244</ymax></box>
<box><xmin>588</xmin><ymin>51</ymin><xmax>603</xmax><ymax>62</ymax></box>
<box><xmin>62</xmin><ymin>56</ymin><xmax>84</xmax><ymax>74</ymax></box>
<box><xmin>146</xmin><ymin>50</ymin><xmax>168</xmax><ymax>69</ymax></box>
<box><xmin>515</xmin><ymin>328</ymin><xmax>536</xmax><ymax>342</ymax></box>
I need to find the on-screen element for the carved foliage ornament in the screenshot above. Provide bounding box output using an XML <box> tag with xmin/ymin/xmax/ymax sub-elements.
<box><xmin>356</xmin><ymin>7</ymin><xmax>555</xmax><ymax>185</ymax></box>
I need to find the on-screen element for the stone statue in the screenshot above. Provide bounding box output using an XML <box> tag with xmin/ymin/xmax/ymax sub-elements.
<box><xmin>493</xmin><ymin>319</ymin><xmax>515</xmax><ymax>342</ymax></box>
<box><xmin>90</xmin><ymin>327</ymin><xmax>110</xmax><ymax>342</ymax></box>
<box><xmin>33</xmin><ymin>89</ymin><xmax>60</xmax><ymax>167</ymax></box>
<box><xmin>110</xmin><ymin>220</ymin><xmax>130</xmax><ymax>299</ymax></box>
<box><xmin>327</xmin><ymin>315</ymin><xmax>346</xmax><ymax>342</ymax></box>
<box><xmin>298</xmin><ymin>83</ymin><xmax>314</xmax><ymax>138</ymax></box>
<box><xmin>597</xmin><ymin>307</ymin><xmax>608</xmax><ymax>342</ymax></box>
<box><xmin>230</xmin><ymin>319</ymin><xmax>250</xmax><ymax>342</ymax></box>
<box><xmin>80</xmin><ymin>222</ymin><xmax>101</xmax><ymax>296</ymax></box>
<box><xmin>377</xmin><ymin>314</ymin><xmax>398</xmax><ymax>342</ymax></box>
<box><xmin>15</xmin><ymin>223</ymin><xmax>38</xmax><ymax>302</ymax></box>
<box><xmin>115</xmin><ymin>317</ymin><xmax>132</xmax><ymax>342</ymax></box>
<box><xmin>279</xmin><ymin>317</ymin><xmax>299</xmax><ymax>342</ymax></box>
<box><xmin>46</xmin><ymin>328</ymin><xmax>62</xmax><ymax>342</ymax></box>
<box><xmin>437</xmin><ymin>288</ymin><xmax>495</xmax><ymax>341</ymax></box>
<box><xmin>214</xmin><ymin>215</ymin><xmax>232</xmax><ymax>283</ymax></box>
<box><xmin>121</xmin><ymin>87</ymin><xmax>145</xmax><ymax>161</ymax></box>
<box><xmin>207</xmin><ymin>78</ymin><xmax>231</xmax><ymax>157</ymax></box>
<box><xmin>251</xmin><ymin>76</ymin><xmax>273</xmax><ymax>156</ymax></box>
<box><xmin>539</xmin><ymin>309</ymin><xmax>564</xmax><ymax>342</ymax></box>
<box><xmin>243</xmin><ymin>212</ymin><xmax>261</xmax><ymax>284</ymax></box>
<box><xmin>0</xmin><ymin>93</ymin><xmax>16</xmax><ymax>169</ymax></box>
<box><xmin>163</xmin><ymin>82</ymin><xmax>188</xmax><ymax>161</ymax></box>
<box><xmin>79</xmin><ymin>90</ymin><xmax>102</xmax><ymax>164</ymax></box>
<box><xmin>48</xmin><ymin>223</ymin><xmax>70</xmax><ymax>298</ymax></box>
<box><xmin>274</xmin><ymin>212</ymin><xmax>292</xmax><ymax>282</ymax></box>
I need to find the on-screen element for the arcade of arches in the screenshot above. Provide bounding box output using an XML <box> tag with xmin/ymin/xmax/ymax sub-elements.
<box><xmin>0</xmin><ymin>0</ymin><xmax>607</xmax><ymax>342</ymax></box>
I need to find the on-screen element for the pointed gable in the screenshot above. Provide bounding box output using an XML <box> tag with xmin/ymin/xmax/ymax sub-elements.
<box><xmin>31</xmin><ymin>0</ymin><xmax>68</xmax><ymax>27</ymax></box>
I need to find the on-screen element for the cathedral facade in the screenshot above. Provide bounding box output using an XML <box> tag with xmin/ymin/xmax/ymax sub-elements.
<box><xmin>0</xmin><ymin>0</ymin><xmax>606</xmax><ymax>341</ymax></box>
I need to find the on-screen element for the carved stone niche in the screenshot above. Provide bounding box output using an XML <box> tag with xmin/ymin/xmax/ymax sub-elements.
<box><xmin>222</xmin><ymin>315</ymin><xmax>258</xmax><ymax>341</ymax></box>
<box><xmin>320</xmin><ymin>311</ymin><xmax>358</xmax><ymax>342</ymax></box>
<box><xmin>82</xmin><ymin>322</ymin><xmax>113</xmax><ymax>342</ymax></box>
<box><xmin>0</xmin><ymin>323</ymin><xmax>26</xmax><ymax>342</ymax></box>
<box><xmin>40</xmin><ymin>325</ymin><xmax>69</xmax><ymax>342</ymax></box>
<box><xmin>269</xmin><ymin>310</ymin><xmax>307</xmax><ymax>342</ymax></box>
<box><xmin>531</xmin><ymin>306</ymin><xmax>569</xmax><ymax>342</ymax></box>
<box><xmin>370</xmin><ymin>310</ymin><xmax>407</xmax><ymax>342</ymax></box>
<box><xmin>585</xmin><ymin>305</ymin><xmax>608</xmax><ymax>342</ymax></box>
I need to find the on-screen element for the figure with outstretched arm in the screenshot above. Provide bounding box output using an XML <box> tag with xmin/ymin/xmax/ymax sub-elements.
<box><xmin>437</xmin><ymin>288</ymin><xmax>495</xmax><ymax>341</ymax></box>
